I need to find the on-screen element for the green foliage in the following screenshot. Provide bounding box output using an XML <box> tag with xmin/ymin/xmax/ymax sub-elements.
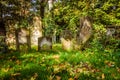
<box><xmin>43</xmin><ymin>13</ymin><xmax>56</xmax><ymax>36</ymax></box>
<box><xmin>19</xmin><ymin>19</ymin><xmax>29</xmax><ymax>27</ymax></box>
<box><xmin>46</xmin><ymin>1</ymin><xmax>81</xmax><ymax>32</ymax></box>
<box><xmin>43</xmin><ymin>0</ymin><xmax>120</xmax><ymax>51</ymax></box>
<box><xmin>0</xmin><ymin>3</ymin><xmax>120</xmax><ymax>80</ymax></box>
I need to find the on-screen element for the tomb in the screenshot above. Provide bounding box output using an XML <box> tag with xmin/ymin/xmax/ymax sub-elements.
<box><xmin>105</xmin><ymin>25</ymin><xmax>120</xmax><ymax>39</ymax></box>
<box><xmin>38</xmin><ymin>36</ymin><xmax>52</xmax><ymax>51</ymax></box>
<box><xmin>31</xmin><ymin>16</ymin><xmax>42</xmax><ymax>45</ymax></box>
<box><xmin>76</xmin><ymin>16</ymin><xmax>93</xmax><ymax>49</ymax></box>
<box><xmin>60</xmin><ymin>38</ymin><xmax>73</xmax><ymax>51</ymax></box>
<box><xmin>15</xmin><ymin>28</ymin><xmax>31</xmax><ymax>51</ymax></box>
<box><xmin>60</xmin><ymin>30</ymin><xmax>73</xmax><ymax>51</ymax></box>
<box><xmin>104</xmin><ymin>25</ymin><xmax>120</xmax><ymax>48</ymax></box>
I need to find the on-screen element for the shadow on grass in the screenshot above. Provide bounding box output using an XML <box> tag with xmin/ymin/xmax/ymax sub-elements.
<box><xmin>0</xmin><ymin>62</ymin><xmax>72</xmax><ymax>80</ymax></box>
<box><xmin>2</xmin><ymin>64</ymin><xmax>51</xmax><ymax>80</ymax></box>
<box><xmin>0</xmin><ymin>45</ymin><xmax>120</xmax><ymax>80</ymax></box>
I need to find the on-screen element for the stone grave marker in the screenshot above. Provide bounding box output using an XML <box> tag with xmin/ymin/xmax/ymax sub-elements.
<box><xmin>60</xmin><ymin>30</ymin><xmax>73</xmax><ymax>51</ymax></box>
<box><xmin>15</xmin><ymin>28</ymin><xmax>31</xmax><ymax>51</ymax></box>
<box><xmin>31</xmin><ymin>16</ymin><xmax>42</xmax><ymax>45</ymax></box>
<box><xmin>38</xmin><ymin>36</ymin><xmax>52</xmax><ymax>51</ymax></box>
<box><xmin>76</xmin><ymin>16</ymin><xmax>93</xmax><ymax>49</ymax></box>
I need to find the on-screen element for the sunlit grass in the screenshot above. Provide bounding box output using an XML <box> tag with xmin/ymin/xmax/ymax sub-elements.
<box><xmin>0</xmin><ymin>44</ymin><xmax>120</xmax><ymax>80</ymax></box>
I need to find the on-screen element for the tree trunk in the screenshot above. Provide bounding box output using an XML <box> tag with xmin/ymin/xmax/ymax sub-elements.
<box><xmin>40</xmin><ymin>0</ymin><xmax>48</xmax><ymax>19</ymax></box>
<box><xmin>15</xmin><ymin>29</ymin><xmax>20</xmax><ymax>51</ymax></box>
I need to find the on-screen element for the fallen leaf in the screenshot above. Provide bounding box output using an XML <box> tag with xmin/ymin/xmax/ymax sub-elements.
<box><xmin>30</xmin><ymin>57</ymin><xmax>34</xmax><ymax>61</ymax></box>
<box><xmin>48</xmin><ymin>75</ymin><xmax>54</xmax><ymax>80</ymax></box>
<box><xmin>76</xmin><ymin>68</ymin><xmax>83</xmax><ymax>73</ymax></box>
<box><xmin>52</xmin><ymin>55</ymin><xmax>60</xmax><ymax>59</ymax></box>
<box><xmin>69</xmin><ymin>78</ymin><xmax>74</xmax><ymax>80</ymax></box>
<box><xmin>56</xmin><ymin>76</ymin><xmax>61</xmax><ymax>80</ymax></box>
<box><xmin>96</xmin><ymin>76</ymin><xmax>100</xmax><ymax>79</ymax></box>
<box><xmin>53</xmin><ymin>65</ymin><xmax>60</xmax><ymax>73</ymax></box>
<box><xmin>33</xmin><ymin>73</ymin><xmax>38</xmax><ymax>79</ymax></box>
<box><xmin>102</xmin><ymin>73</ymin><xmax>105</xmax><ymax>79</ymax></box>
<box><xmin>112</xmin><ymin>74</ymin><xmax>115</xmax><ymax>77</ymax></box>
<box><xmin>11</xmin><ymin>73</ymin><xmax>21</xmax><ymax>76</ymax></box>
<box><xmin>16</xmin><ymin>60</ymin><xmax>21</xmax><ymax>65</ymax></box>
<box><xmin>11</xmin><ymin>56</ymin><xmax>17</xmax><ymax>60</ymax></box>
<box><xmin>74</xmin><ymin>74</ymin><xmax>79</xmax><ymax>79</ymax></box>
<box><xmin>117</xmin><ymin>68</ymin><xmax>120</xmax><ymax>73</ymax></box>
<box><xmin>2</xmin><ymin>68</ymin><xmax>9</xmax><ymax>72</ymax></box>
<box><xmin>30</xmin><ymin>77</ymin><xmax>34</xmax><ymax>80</ymax></box>
<box><xmin>10</xmin><ymin>77</ymin><xmax>16</xmax><ymax>80</ymax></box>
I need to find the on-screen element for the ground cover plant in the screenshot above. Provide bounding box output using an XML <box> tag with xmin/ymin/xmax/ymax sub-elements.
<box><xmin>0</xmin><ymin>44</ymin><xmax>120</xmax><ymax>80</ymax></box>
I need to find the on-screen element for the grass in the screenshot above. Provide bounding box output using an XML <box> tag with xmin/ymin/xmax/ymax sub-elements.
<box><xmin>0</xmin><ymin>44</ymin><xmax>120</xmax><ymax>80</ymax></box>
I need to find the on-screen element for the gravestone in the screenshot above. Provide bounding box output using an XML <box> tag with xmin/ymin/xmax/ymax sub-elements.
<box><xmin>106</xmin><ymin>28</ymin><xmax>115</xmax><ymax>37</ymax></box>
<box><xmin>60</xmin><ymin>38</ymin><xmax>73</xmax><ymax>51</ymax></box>
<box><xmin>77</xmin><ymin>16</ymin><xmax>93</xmax><ymax>49</ymax></box>
<box><xmin>104</xmin><ymin>25</ymin><xmax>120</xmax><ymax>48</ymax></box>
<box><xmin>106</xmin><ymin>25</ymin><xmax>120</xmax><ymax>39</ymax></box>
<box><xmin>38</xmin><ymin>37</ymin><xmax>52</xmax><ymax>51</ymax></box>
<box><xmin>15</xmin><ymin>28</ymin><xmax>31</xmax><ymax>51</ymax></box>
<box><xmin>60</xmin><ymin>30</ymin><xmax>73</xmax><ymax>51</ymax></box>
<box><xmin>31</xmin><ymin>16</ymin><xmax>42</xmax><ymax>45</ymax></box>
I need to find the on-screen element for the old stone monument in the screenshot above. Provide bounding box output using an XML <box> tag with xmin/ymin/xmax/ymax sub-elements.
<box><xmin>104</xmin><ymin>25</ymin><xmax>120</xmax><ymax>48</ymax></box>
<box><xmin>38</xmin><ymin>36</ymin><xmax>52</xmax><ymax>51</ymax></box>
<box><xmin>106</xmin><ymin>25</ymin><xmax>120</xmax><ymax>39</ymax></box>
<box><xmin>60</xmin><ymin>30</ymin><xmax>73</xmax><ymax>51</ymax></box>
<box><xmin>31</xmin><ymin>16</ymin><xmax>42</xmax><ymax>45</ymax></box>
<box><xmin>76</xmin><ymin>16</ymin><xmax>93</xmax><ymax>49</ymax></box>
<box><xmin>15</xmin><ymin>28</ymin><xmax>31</xmax><ymax>51</ymax></box>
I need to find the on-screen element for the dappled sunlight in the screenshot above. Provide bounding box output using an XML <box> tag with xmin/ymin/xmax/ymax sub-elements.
<box><xmin>0</xmin><ymin>0</ymin><xmax>120</xmax><ymax>79</ymax></box>
<box><xmin>0</xmin><ymin>44</ymin><xmax>120</xmax><ymax>79</ymax></box>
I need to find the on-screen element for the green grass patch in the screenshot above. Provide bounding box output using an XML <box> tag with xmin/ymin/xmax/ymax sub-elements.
<box><xmin>0</xmin><ymin>44</ymin><xmax>120</xmax><ymax>80</ymax></box>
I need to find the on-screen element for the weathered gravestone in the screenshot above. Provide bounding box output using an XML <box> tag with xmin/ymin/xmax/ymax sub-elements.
<box><xmin>76</xmin><ymin>16</ymin><xmax>93</xmax><ymax>49</ymax></box>
<box><xmin>31</xmin><ymin>16</ymin><xmax>42</xmax><ymax>45</ymax></box>
<box><xmin>38</xmin><ymin>36</ymin><xmax>52</xmax><ymax>51</ymax></box>
<box><xmin>104</xmin><ymin>25</ymin><xmax>120</xmax><ymax>48</ymax></box>
<box><xmin>60</xmin><ymin>30</ymin><xmax>73</xmax><ymax>51</ymax></box>
<box><xmin>106</xmin><ymin>25</ymin><xmax>120</xmax><ymax>39</ymax></box>
<box><xmin>15</xmin><ymin>28</ymin><xmax>31</xmax><ymax>51</ymax></box>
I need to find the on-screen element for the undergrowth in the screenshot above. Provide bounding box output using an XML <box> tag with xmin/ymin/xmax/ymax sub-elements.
<box><xmin>0</xmin><ymin>44</ymin><xmax>120</xmax><ymax>80</ymax></box>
